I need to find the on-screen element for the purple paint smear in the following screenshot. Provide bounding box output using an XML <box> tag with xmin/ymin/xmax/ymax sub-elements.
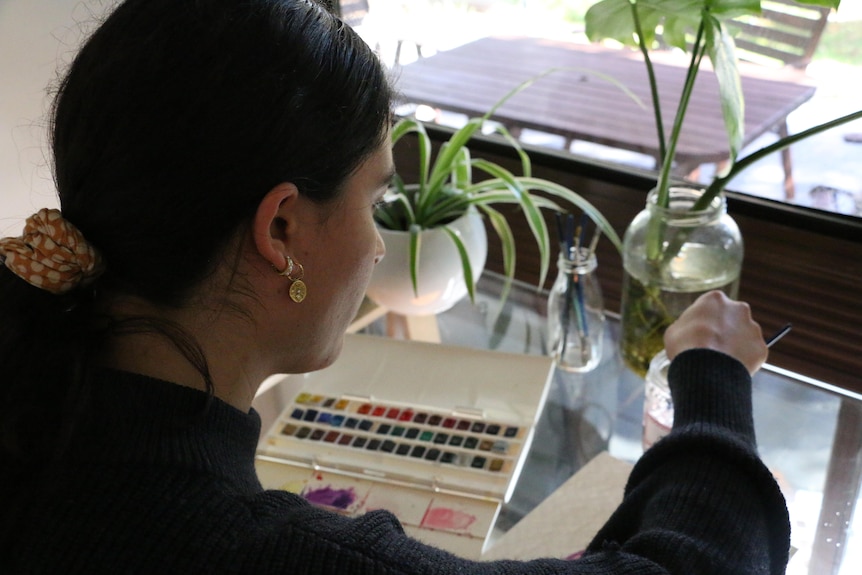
<box><xmin>304</xmin><ymin>486</ymin><xmax>357</xmax><ymax>509</ymax></box>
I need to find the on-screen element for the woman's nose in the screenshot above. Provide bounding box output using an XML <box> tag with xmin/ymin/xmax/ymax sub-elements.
<box><xmin>373</xmin><ymin>230</ymin><xmax>386</xmax><ymax>264</ymax></box>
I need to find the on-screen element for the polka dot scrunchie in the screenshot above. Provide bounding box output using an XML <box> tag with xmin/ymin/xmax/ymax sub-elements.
<box><xmin>0</xmin><ymin>208</ymin><xmax>104</xmax><ymax>295</ymax></box>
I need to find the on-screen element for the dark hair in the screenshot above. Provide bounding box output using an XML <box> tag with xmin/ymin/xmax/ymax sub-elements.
<box><xmin>0</xmin><ymin>0</ymin><xmax>393</xmax><ymax>459</ymax></box>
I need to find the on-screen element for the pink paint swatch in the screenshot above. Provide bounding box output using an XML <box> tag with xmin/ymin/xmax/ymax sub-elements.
<box><xmin>422</xmin><ymin>507</ymin><xmax>477</xmax><ymax>531</ymax></box>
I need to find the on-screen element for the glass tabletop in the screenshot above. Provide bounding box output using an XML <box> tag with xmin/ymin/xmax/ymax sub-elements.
<box><xmin>362</xmin><ymin>271</ymin><xmax>862</xmax><ymax>575</ymax></box>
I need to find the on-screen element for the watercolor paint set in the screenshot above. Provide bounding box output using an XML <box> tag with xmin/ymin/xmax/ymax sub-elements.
<box><xmin>256</xmin><ymin>333</ymin><xmax>555</xmax><ymax>558</ymax></box>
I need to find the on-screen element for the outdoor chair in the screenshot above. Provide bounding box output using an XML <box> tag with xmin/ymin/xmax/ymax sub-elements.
<box><xmin>721</xmin><ymin>0</ymin><xmax>832</xmax><ymax>199</ymax></box>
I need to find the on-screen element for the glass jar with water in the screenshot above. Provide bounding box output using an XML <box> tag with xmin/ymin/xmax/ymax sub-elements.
<box><xmin>619</xmin><ymin>186</ymin><xmax>743</xmax><ymax>376</ymax></box>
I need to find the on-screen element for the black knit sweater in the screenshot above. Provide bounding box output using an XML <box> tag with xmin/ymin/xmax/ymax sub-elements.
<box><xmin>1</xmin><ymin>349</ymin><xmax>789</xmax><ymax>574</ymax></box>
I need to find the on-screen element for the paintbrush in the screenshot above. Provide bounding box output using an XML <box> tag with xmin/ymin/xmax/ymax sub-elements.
<box><xmin>554</xmin><ymin>213</ymin><xmax>574</xmax><ymax>360</ymax></box>
<box><xmin>766</xmin><ymin>323</ymin><xmax>792</xmax><ymax>348</ymax></box>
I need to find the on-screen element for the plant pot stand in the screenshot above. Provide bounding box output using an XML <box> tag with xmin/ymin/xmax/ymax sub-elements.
<box><xmin>349</xmin><ymin>297</ymin><xmax>442</xmax><ymax>343</ymax></box>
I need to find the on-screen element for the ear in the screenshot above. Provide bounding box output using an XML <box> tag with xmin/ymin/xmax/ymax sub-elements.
<box><xmin>252</xmin><ymin>183</ymin><xmax>299</xmax><ymax>272</ymax></box>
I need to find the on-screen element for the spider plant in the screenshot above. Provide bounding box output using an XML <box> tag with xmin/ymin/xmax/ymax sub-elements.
<box><xmin>375</xmin><ymin>78</ymin><xmax>624</xmax><ymax>305</ymax></box>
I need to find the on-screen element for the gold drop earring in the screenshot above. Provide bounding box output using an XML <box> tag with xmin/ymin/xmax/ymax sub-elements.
<box><xmin>276</xmin><ymin>256</ymin><xmax>307</xmax><ymax>303</ymax></box>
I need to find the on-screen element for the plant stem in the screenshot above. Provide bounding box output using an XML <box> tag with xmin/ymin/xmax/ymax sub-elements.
<box><xmin>630</xmin><ymin>0</ymin><xmax>666</xmax><ymax>165</ymax></box>
<box><xmin>700</xmin><ymin>108</ymin><xmax>862</xmax><ymax>207</ymax></box>
<box><xmin>655</xmin><ymin>21</ymin><xmax>707</xmax><ymax>210</ymax></box>
<box><xmin>647</xmin><ymin>21</ymin><xmax>707</xmax><ymax>264</ymax></box>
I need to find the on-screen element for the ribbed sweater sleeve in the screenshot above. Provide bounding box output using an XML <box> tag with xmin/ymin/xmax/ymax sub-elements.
<box><xmin>586</xmin><ymin>349</ymin><xmax>791</xmax><ymax>575</ymax></box>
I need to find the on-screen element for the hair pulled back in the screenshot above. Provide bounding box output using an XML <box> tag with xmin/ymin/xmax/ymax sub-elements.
<box><xmin>1</xmin><ymin>0</ymin><xmax>393</xmax><ymax>458</ymax></box>
<box><xmin>57</xmin><ymin>0</ymin><xmax>393</xmax><ymax>303</ymax></box>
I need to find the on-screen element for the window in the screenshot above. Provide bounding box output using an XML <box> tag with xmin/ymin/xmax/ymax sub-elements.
<box><xmin>347</xmin><ymin>1</ymin><xmax>862</xmax><ymax>218</ymax></box>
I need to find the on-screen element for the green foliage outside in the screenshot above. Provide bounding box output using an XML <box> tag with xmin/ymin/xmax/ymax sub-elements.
<box><xmin>558</xmin><ymin>0</ymin><xmax>861</xmax><ymax>66</ymax></box>
<box><xmin>816</xmin><ymin>20</ymin><xmax>862</xmax><ymax>65</ymax></box>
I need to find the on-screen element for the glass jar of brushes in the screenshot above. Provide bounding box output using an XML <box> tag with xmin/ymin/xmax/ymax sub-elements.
<box><xmin>547</xmin><ymin>245</ymin><xmax>605</xmax><ymax>373</ymax></box>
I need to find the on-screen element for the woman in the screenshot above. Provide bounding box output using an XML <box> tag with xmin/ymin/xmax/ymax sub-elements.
<box><xmin>0</xmin><ymin>1</ymin><xmax>789</xmax><ymax>573</ymax></box>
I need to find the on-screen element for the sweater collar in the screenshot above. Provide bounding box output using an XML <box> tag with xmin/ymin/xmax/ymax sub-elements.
<box><xmin>69</xmin><ymin>368</ymin><xmax>263</xmax><ymax>494</ymax></box>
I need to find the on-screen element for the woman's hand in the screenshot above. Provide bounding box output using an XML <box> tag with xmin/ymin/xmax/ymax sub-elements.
<box><xmin>664</xmin><ymin>290</ymin><xmax>768</xmax><ymax>375</ymax></box>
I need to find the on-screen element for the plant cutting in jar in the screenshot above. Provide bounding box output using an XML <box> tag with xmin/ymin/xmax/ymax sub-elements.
<box><xmin>584</xmin><ymin>0</ymin><xmax>859</xmax><ymax>374</ymax></box>
<box><xmin>373</xmin><ymin>76</ymin><xmax>625</xmax><ymax>311</ymax></box>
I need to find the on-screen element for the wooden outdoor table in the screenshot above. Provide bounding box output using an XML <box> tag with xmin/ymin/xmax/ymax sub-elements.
<box><xmin>393</xmin><ymin>35</ymin><xmax>817</xmax><ymax>175</ymax></box>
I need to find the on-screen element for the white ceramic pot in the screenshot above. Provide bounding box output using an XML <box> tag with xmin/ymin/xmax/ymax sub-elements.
<box><xmin>366</xmin><ymin>210</ymin><xmax>488</xmax><ymax>316</ymax></box>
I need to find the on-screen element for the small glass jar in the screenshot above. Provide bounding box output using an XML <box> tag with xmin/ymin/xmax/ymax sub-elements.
<box><xmin>547</xmin><ymin>247</ymin><xmax>605</xmax><ymax>373</ymax></box>
<box><xmin>642</xmin><ymin>349</ymin><xmax>673</xmax><ymax>449</ymax></box>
